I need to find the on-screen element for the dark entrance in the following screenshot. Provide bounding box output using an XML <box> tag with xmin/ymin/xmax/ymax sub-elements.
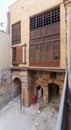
<box><xmin>12</xmin><ymin>78</ymin><xmax>21</xmax><ymax>98</ymax></box>
<box><xmin>48</xmin><ymin>83</ymin><xmax>59</xmax><ymax>102</ymax></box>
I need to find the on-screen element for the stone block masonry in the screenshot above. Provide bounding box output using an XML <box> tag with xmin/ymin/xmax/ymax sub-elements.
<box><xmin>12</xmin><ymin>69</ymin><xmax>65</xmax><ymax>107</ymax></box>
<box><xmin>0</xmin><ymin>68</ymin><xmax>12</xmax><ymax>109</ymax></box>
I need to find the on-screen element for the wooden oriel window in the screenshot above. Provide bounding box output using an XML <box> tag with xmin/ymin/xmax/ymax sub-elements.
<box><xmin>12</xmin><ymin>46</ymin><xmax>22</xmax><ymax>63</ymax></box>
<box><xmin>12</xmin><ymin>21</ymin><xmax>21</xmax><ymax>45</ymax></box>
<box><xmin>30</xmin><ymin>6</ymin><xmax>60</xmax><ymax>67</ymax></box>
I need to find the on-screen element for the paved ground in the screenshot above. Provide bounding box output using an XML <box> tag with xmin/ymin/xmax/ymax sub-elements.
<box><xmin>0</xmin><ymin>96</ymin><xmax>59</xmax><ymax>130</ymax></box>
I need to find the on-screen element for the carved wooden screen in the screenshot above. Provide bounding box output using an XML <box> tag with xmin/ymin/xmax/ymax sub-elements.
<box><xmin>30</xmin><ymin>6</ymin><xmax>60</xmax><ymax>67</ymax></box>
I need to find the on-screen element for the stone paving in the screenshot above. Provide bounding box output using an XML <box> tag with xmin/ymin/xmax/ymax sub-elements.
<box><xmin>0</xmin><ymin>96</ymin><xmax>58</xmax><ymax>130</ymax></box>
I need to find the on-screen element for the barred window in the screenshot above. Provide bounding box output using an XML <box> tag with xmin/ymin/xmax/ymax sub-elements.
<box><xmin>44</xmin><ymin>11</ymin><xmax>51</xmax><ymax>26</ymax></box>
<box><xmin>37</xmin><ymin>14</ymin><xmax>43</xmax><ymax>28</ymax></box>
<box><xmin>52</xmin><ymin>7</ymin><xmax>60</xmax><ymax>23</ymax></box>
<box><xmin>30</xmin><ymin>6</ymin><xmax>60</xmax><ymax>30</ymax></box>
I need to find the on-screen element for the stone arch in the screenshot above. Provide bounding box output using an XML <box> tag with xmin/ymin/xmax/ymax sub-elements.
<box><xmin>48</xmin><ymin>83</ymin><xmax>60</xmax><ymax>102</ymax></box>
<box><xmin>12</xmin><ymin>77</ymin><xmax>21</xmax><ymax>98</ymax></box>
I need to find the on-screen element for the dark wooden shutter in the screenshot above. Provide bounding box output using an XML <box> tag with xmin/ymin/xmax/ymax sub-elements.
<box><xmin>16</xmin><ymin>46</ymin><xmax>22</xmax><ymax>62</ymax></box>
<box><xmin>12</xmin><ymin>21</ymin><xmax>21</xmax><ymax>45</ymax></box>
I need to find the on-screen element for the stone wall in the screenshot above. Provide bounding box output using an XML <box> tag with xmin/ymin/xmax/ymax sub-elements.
<box><xmin>12</xmin><ymin>70</ymin><xmax>65</xmax><ymax>106</ymax></box>
<box><xmin>0</xmin><ymin>68</ymin><xmax>12</xmax><ymax>109</ymax></box>
<box><xmin>29</xmin><ymin>71</ymin><xmax>65</xmax><ymax>103</ymax></box>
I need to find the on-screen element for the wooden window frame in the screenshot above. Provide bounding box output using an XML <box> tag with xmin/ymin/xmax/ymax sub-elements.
<box><xmin>12</xmin><ymin>44</ymin><xmax>26</xmax><ymax>65</ymax></box>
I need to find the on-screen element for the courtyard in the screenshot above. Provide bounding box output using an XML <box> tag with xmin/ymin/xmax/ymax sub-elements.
<box><xmin>0</xmin><ymin>96</ymin><xmax>59</xmax><ymax>130</ymax></box>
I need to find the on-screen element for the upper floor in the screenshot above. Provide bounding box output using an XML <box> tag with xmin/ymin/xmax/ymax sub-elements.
<box><xmin>9</xmin><ymin>0</ymin><xmax>66</xmax><ymax>69</ymax></box>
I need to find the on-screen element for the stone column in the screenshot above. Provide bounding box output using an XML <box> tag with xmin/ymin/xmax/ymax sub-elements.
<box><xmin>43</xmin><ymin>87</ymin><xmax>48</xmax><ymax>103</ymax></box>
<box><xmin>21</xmin><ymin>83</ymin><xmax>30</xmax><ymax>107</ymax></box>
<box><xmin>21</xmin><ymin>71</ymin><xmax>30</xmax><ymax>107</ymax></box>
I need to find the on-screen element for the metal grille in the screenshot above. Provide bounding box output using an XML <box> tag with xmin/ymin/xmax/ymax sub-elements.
<box><xmin>30</xmin><ymin>6</ymin><xmax>60</xmax><ymax>30</ymax></box>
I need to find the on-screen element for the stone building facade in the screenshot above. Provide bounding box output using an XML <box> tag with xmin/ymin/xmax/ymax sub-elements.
<box><xmin>9</xmin><ymin>0</ymin><xmax>66</xmax><ymax>106</ymax></box>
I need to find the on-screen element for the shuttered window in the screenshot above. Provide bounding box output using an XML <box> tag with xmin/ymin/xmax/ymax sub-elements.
<box><xmin>12</xmin><ymin>46</ymin><xmax>22</xmax><ymax>63</ymax></box>
<box><xmin>12</xmin><ymin>21</ymin><xmax>21</xmax><ymax>45</ymax></box>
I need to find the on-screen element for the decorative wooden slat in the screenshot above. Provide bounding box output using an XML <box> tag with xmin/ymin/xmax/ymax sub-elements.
<box><xmin>40</xmin><ymin>43</ymin><xmax>46</xmax><ymax>61</ymax></box>
<box><xmin>35</xmin><ymin>44</ymin><xmax>40</xmax><ymax>61</ymax></box>
<box><xmin>30</xmin><ymin>45</ymin><xmax>35</xmax><ymax>61</ymax></box>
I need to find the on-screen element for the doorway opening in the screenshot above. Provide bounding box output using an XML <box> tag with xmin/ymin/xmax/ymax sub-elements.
<box><xmin>12</xmin><ymin>78</ymin><xmax>21</xmax><ymax>98</ymax></box>
<box><xmin>48</xmin><ymin>83</ymin><xmax>59</xmax><ymax>102</ymax></box>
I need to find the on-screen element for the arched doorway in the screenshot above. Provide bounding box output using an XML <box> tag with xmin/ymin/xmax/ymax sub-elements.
<box><xmin>37</xmin><ymin>86</ymin><xmax>43</xmax><ymax>101</ymax></box>
<box><xmin>48</xmin><ymin>83</ymin><xmax>59</xmax><ymax>102</ymax></box>
<box><xmin>12</xmin><ymin>78</ymin><xmax>21</xmax><ymax>98</ymax></box>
